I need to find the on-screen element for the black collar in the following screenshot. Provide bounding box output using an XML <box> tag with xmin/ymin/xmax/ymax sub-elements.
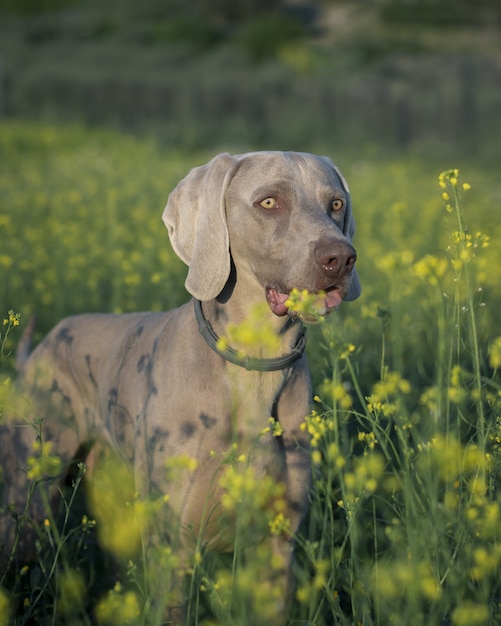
<box><xmin>194</xmin><ymin>299</ymin><xmax>306</xmax><ymax>372</ymax></box>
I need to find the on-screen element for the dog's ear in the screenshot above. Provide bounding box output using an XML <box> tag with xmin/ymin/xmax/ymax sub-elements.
<box><xmin>331</xmin><ymin>161</ymin><xmax>362</xmax><ymax>302</ymax></box>
<box><xmin>163</xmin><ymin>153</ymin><xmax>240</xmax><ymax>301</ymax></box>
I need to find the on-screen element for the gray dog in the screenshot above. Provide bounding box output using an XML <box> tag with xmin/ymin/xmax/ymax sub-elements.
<box><xmin>0</xmin><ymin>151</ymin><xmax>360</xmax><ymax>618</ymax></box>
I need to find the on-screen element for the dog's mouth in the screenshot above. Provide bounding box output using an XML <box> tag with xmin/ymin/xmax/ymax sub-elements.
<box><xmin>266</xmin><ymin>286</ymin><xmax>343</xmax><ymax>319</ymax></box>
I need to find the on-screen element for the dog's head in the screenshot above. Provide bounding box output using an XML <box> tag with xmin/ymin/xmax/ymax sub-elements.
<box><xmin>163</xmin><ymin>151</ymin><xmax>361</xmax><ymax>317</ymax></box>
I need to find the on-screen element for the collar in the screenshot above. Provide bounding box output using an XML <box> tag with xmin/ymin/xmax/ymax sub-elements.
<box><xmin>194</xmin><ymin>299</ymin><xmax>307</xmax><ymax>372</ymax></box>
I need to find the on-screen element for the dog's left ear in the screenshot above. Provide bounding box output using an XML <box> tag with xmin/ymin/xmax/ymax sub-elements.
<box><xmin>163</xmin><ymin>153</ymin><xmax>240</xmax><ymax>301</ymax></box>
<box><xmin>329</xmin><ymin>160</ymin><xmax>362</xmax><ymax>302</ymax></box>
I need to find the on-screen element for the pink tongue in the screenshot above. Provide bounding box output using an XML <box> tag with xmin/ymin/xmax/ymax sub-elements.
<box><xmin>266</xmin><ymin>288</ymin><xmax>343</xmax><ymax>317</ymax></box>
<box><xmin>325</xmin><ymin>289</ymin><xmax>342</xmax><ymax>310</ymax></box>
<box><xmin>266</xmin><ymin>290</ymin><xmax>289</xmax><ymax>316</ymax></box>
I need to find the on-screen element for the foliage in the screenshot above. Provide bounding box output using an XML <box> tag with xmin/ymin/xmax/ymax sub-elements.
<box><xmin>0</xmin><ymin>123</ymin><xmax>501</xmax><ymax>624</ymax></box>
<box><xmin>380</xmin><ymin>0</ymin><xmax>501</xmax><ymax>28</ymax></box>
<box><xmin>1</xmin><ymin>0</ymin><xmax>500</xmax><ymax>154</ymax></box>
<box><xmin>0</xmin><ymin>122</ymin><xmax>195</xmax><ymax>350</ymax></box>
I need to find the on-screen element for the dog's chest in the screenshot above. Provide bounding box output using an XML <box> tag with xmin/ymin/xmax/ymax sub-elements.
<box><xmin>228</xmin><ymin>368</ymin><xmax>285</xmax><ymax>436</ymax></box>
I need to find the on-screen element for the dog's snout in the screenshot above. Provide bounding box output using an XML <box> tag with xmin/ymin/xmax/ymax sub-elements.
<box><xmin>315</xmin><ymin>240</ymin><xmax>357</xmax><ymax>276</ymax></box>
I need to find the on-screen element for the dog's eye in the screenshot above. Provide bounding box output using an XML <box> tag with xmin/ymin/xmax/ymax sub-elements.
<box><xmin>259</xmin><ymin>197</ymin><xmax>277</xmax><ymax>209</ymax></box>
<box><xmin>331</xmin><ymin>198</ymin><xmax>344</xmax><ymax>212</ymax></box>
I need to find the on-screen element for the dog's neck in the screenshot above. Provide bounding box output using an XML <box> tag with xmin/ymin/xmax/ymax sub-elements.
<box><xmin>197</xmin><ymin>297</ymin><xmax>306</xmax><ymax>370</ymax></box>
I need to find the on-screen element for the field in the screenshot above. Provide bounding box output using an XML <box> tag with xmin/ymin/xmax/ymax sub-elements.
<box><xmin>1</xmin><ymin>121</ymin><xmax>501</xmax><ymax>625</ymax></box>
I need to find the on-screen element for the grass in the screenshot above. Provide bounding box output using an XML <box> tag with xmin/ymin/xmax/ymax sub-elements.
<box><xmin>0</xmin><ymin>121</ymin><xmax>501</xmax><ymax>624</ymax></box>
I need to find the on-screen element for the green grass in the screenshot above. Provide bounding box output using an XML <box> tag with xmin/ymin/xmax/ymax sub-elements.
<box><xmin>1</xmin><ymin>121</ymin><xmax>501</xmax><ymax>625</ymax></box>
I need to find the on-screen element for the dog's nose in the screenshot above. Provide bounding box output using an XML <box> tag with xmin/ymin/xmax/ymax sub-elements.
<box><xmin>314</xmin><ymin>240</ymin><xmax>357</xmax><ymax>276</ymax></box>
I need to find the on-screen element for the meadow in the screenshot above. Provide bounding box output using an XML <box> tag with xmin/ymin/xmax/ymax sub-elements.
<box><xmin>1</xmin><ymin>120</ymin><xmax>501</xmax><ymax>625</ymax></box>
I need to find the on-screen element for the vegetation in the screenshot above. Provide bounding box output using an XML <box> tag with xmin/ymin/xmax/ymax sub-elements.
<box><xmin>0</xmin><ymin>122</ymin><xmax>500</xmax><ymax>624</ymax></box>
<box><xmin>1</xmin><ymin>0</ymin><xmax>500</xmax><ymax>152</ymax></box>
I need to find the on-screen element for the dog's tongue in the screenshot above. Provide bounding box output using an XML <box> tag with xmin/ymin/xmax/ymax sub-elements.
<box><xmin>324</xmin><ymin>289</ymin><xmax>342</xmax><ymax>310</ymax></box>
<box><xmin>266</xmin><ymin>289</ymin><xmax>290</xmax><ymax>316</ymax></box>
<box><xmin>266</xmin><ymin>288</ymin><xmax>343</xmax><ymax>317</ymax></box>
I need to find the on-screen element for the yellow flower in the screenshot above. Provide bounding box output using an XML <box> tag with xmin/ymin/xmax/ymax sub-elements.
<box><xmin>266</xmin><ymin>417</ymin><xmax>284</xmax><ymax>437</ymax></box>
<box><xmin>2</xmin><ymin>310</ymin><xmax>20</xmax><ymax>327</ymax></box>
<box><xmin>0</xmin><ymin>587</ymin><xmax>11</xmax><ymax>626</ymax></box>
<box><xmin>88</xmin><ymin>456</ymin><xmax>149</xmax><ymax>558</ymax></box>
<box><xmin>222</xmin><ymin>302</ymin><xmax>281</xmax><ymax>353</ymax></box>
<box><xmin>285</xmin><ymin>288</ymin><xmax>329</xmax><ymax>321</ymax></box>
<box><xmin>27</xmin><ymin>440</ymin><xmax>63</xmax><ymax>480</ymax></box>
<box><xmin>451</xmin><ymin>601</ymin><xmax>489</xmax><ymax>626</ymax></box>
<box><xmin>95</xmin><ymin>583</ymin><xmax>141</xmax><ymax>625</ymax></box>
<box><xmin>488</xmin><ymin>336</ymin><xmax>501</xmax><ymax>369</ymax></box>
<box><xmin>311</xmin><ymin>450</ymin><xmax>322</xmax><ymax>465</ymax></box>
<box><xmin>414</xmin><ymin>255</ymin><xmax>448</xmax><ymax>285</ymax></box>
<box><xmin>57</xmin><ymin>570</ymin><xmax>86</xmax><ymax>615</ymax></box>
<box><xmin>165</xmin><ymin>453</ymin><xmax>198</xmax><ymax>474</ymax></box>
<box><xmin>269</xmin><ymin>512</ymin><xmax>292</xmax><ymax>536</ymax></box>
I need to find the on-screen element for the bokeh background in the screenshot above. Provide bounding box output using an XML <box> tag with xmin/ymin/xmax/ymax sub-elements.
<box><xmin>1</xmin><ymin>0</ymin><xmax>501</xmax><ymax>155</ymax></box>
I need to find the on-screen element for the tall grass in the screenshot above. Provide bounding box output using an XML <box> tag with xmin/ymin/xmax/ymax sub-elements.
<box><xmin>296</xmin><ymin>169</ymin><xmax>501</xmax><ymax>625</ymax></box>
<box><xmin>1</xmin><ymin>122</ymin><xmax>500</xmax><ymax>624</ymax></box>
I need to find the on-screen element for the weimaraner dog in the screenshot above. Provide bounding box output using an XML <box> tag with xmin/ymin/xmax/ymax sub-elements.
<box><xmin>0</xmin><ymin>151</ymin><xmax>360</xmax><ymax>618</ymax></box>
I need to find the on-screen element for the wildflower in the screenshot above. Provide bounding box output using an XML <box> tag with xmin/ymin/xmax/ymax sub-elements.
<box><xmin>451</xmin><ymin>601</ymin><xmax>489</xmax><ymax>626</ymax></box>
<box><xmin>95</xmin><ymin>583</ymin><xmax>141</xmax><ymax>625</ymax></box>
<box><xmin>488</xmin><ymin>336</ymin><xmax>501</xmax><ymax>369</ymax></box>
<box><xmin>221</xmin><ymin>302</ymin><xmax>281</xmax><ymax>354</ymax></box>
<box><xmin>418</xmin><ymin>562</ymin><xmax>442</xmax><ymax>601</ymax></box>
<box><xmin>302</xmin><ymin>410</ymin><xmax>336</xmax><ymax>446</ymax></box>
<box><xmin>321</xmin><ymin>380</ymin><xmax>352</xmax><ymax>409</ymax></box>
<box><xmin>439</xmin><ymin>168</ymin><xmax>460</xmax><ymax>188</ymax></box>
<box><xmin>448</xmin><ymin>366</ymin><xmax>468</xmax><ymax>404</ymax></box>
<box><xmin>469</xmin><ymin>545</ymin><xmax>501</xmax><ymax>581</ymax></box>
<box><xmin>447</xmin><ymin>386</ymin><xmax>467</xmax><ymax>404</ymax></box>
<box><xmin>473</xmin><ymin>231</ymin><xmax>489</xmax><ymax>249</ymax></box>
<box><xmin>312</xmin><ymin>559</ymin><xmax>329</xmax><ymax>590</ymax></box>
<box><xmin>0</xmin><ymin>587</ymin><xmax>10</xmax><ymax>626</ymax></box>
<box><xmin>269</xmin><ymin>512</ymin><xmax>292</xmax><ymax>536</ymax></box>
<box><xmin>219</xmin><ymin>465</ymin><xmax>285</xmax><ymax>514</ymax></box>
<box><xmin>376</xmin><ymin>250</ymin><xmax>414</xmax><ymax>273</ymax></box>
<box><xmin>57</xmin><ymin>569</ymin><xmax>86</xmax><ymax>615</ymax></box>
<box><xmin>360</xmin><ymin>301</ymin><xmax>380</xmax><ymax>319</ymax></box>
<box><xmin>263</xmin><ymin>417</ymin><xmax>283</xmax><ymax>437</ymax></box>
<box><xmin>193</xmin><ymin>550</ymin><xmax>202</xmax><ymax>565</ymax></box>
<box><xmin>358</xmin><ymin>431</ymin><xmax>378</xmax><ymax>450</ymax></box>
<box><xmin>370</xmin><ymin>371</ymin><xmax>411</xmax><ymax>403</ymax></box>
<box><xmin>311</xmin><ymin>450</ymin><xmax>322</xmax><ymax>465</ymax></box>
<box><xmin>340</xmin><ymin>343</ymin><xmax>356</xmax><ymax>359</ymax></box>
<box><xmin>210</xmin><ymin>546</ymin><xmax>286</xmax><ymax>620</ymax></box>
<box><xmin>27</xmin><ymin>440</ymin><xmax>62</xmax><ymax>480</ymax></box>
<box><xmin>285</xmin><ymin>288</ymin><xmax>329</xmax><ymax>321</ymax></box>
<box><xmin>88</xmin><ymin>456</ymin><xmax>149</xmax><ymax>558</ymax></box>
<box><xmin>0</xmin><ymin>255</ymin><xmax>13</xmax><ymax>269</ymax></box>
<box><xmin>347</xmin><ymin>453</ymin><xmax>385</xmax><ymax>495</ymax></box>
<box><xmin>326</xmin><ymin>442</ymin><xmax>346</xmax><ymax>469</ymax></box>
<box><xmin>165</xmin><ymin>453</ymin><xmax>198</xmax><ymax>474</ymax></box>
<box><xmin>413</xmin><ymin>254</ymin><xmax>448</xmax><ymax>285</ymax></box>
<box><xmin>2</xmin><ymin>310</ymin><xmax>20</xmax><ymax>327</ymax></box>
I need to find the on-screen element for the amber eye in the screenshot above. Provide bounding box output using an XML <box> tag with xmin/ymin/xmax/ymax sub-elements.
<box><xmin>332</xmin><ymin>198</ymin><xmax>344</xmax><ymax>212</ymax></box>
<box><xmin>259</xmin><ymin>197</ymin><xmax>277</xmax><ymax>209</ymax></box>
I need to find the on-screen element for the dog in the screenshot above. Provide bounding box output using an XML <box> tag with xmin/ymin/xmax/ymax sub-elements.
<box><xmin>0</xmin><ymin>151</ymin><xmax>360</xmax><ymax>619</ymax></box>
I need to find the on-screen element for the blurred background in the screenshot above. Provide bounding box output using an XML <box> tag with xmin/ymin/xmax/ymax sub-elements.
<box><xmin>1</xmin><ymin>0</ymin><xmax>500</xmax><ymax>365</ymax></box>
<box><xmin>1</xmin><ymin>0</ymin><xmax>500</xmax><ymax>156</ymax></box>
